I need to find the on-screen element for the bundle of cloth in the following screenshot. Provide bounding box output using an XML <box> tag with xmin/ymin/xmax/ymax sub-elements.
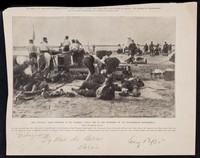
<box><xmin>46</xmin><ymin>71</ymin><xmax>73</xmax><ymax>83</ymax></box>
<box><xmin>96</xmin><ymin>50</ymin><xmax>112</xmax><ymax>59</ymax></box>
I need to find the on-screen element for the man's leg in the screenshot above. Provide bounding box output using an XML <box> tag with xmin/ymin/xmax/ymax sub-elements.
<box><xmin>44</xmin><ymin>53</ymin><xmax>51</xmax><ymax>69</ymax></box>
<box><xmin>83</xmin><ymin>56</ymin><xmax>95</xmax><ymax>82</ymax></box>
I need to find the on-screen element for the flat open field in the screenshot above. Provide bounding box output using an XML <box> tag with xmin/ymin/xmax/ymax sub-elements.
<box><xmin>13</xmin><ymin>53</ymin><xmax>175</xmax><ymax>118</ymax></box>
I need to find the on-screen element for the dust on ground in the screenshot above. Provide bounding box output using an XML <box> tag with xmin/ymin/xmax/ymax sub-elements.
<box><xmin>13</xmin><ymin>53</ymin><xmax>175</xmax><ymax>118</ymax></box>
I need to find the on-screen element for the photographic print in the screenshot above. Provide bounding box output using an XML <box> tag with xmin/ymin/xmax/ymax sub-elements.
<box><xmin>12</xmin><ymin>16</ymin><xmax>176</xmax><ymax>118</ymax></box>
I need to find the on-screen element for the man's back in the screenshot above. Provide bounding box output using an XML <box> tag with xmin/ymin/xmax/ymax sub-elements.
<box><xmin>27</xmin><ymin>43</ymin><xmax>37</xmax><ymax>53</ymax></box>
<box><xmin>63</xmin><ymin>39</ymin><xmax>71</xmax><ymax>46</ymax></box>
<box><xmin>39</xmin><ymin>42</ymin><xmax>50</xmax><ymax>51</ymax></box>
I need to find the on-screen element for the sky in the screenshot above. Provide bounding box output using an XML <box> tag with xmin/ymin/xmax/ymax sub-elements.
<box><xmin>13</xmin><ymin>16</ymin><xmax>176</xmax><ymax>47</ymax></box>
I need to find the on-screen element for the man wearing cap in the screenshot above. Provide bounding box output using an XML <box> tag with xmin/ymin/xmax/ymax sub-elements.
<box><xmin>39</xmin><ymin>37</ymin><xmax>51</xmax><ymax>71</ymax></box>
<box><xmin>62</xmin><ymin>36</ymin><xmax>71</xmax><ymax>52</ymax></box>
<box><xmin>27</xmin><ymin>39</ymin><xmax>38</xmax><ymax>72</ymax></box>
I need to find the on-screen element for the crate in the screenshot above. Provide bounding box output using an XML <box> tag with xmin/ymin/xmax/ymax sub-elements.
<box><xmin>164</xmin><ymin>69</ymin><xmax>175</xmax><ymax>81</ymax></box>
<box><xmin>57</xmin><ymin>53</ymin><xmax>71</xmax><ymax>71</ymax></box>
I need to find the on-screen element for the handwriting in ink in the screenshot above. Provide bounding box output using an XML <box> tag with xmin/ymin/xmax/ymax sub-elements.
<box><xmin>128</xmin><ymin>135</ymin><xmax>165</xmax><ymax>149</ymax></box>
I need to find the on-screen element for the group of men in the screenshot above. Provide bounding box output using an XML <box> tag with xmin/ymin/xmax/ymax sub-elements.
<box><xmin>26</xmin><ymin>36</ymin><xmax>85</xmax><ymax>74</ymax></box>
<box><xmin>117</xmin><ymin>38</ymin><xmax>142</xmax><ymax>58</ymax></box>
<box><xmin>15</xmin><ymin>36</ymin><xmax>148</xmax><ymax>100</ymax></box>
<box><xmin>117</xmin><ymin>38</ymin><xmax>173</xmax><ymax>58</ymax></box>
<box><xmin>143</xmin><ymin>41</ymin><xmax>172</xmax><ymax>56</ymax></box>
<box><xmin>60</xmin><ymin>36</ymin><xmax>85</xmax><ymax>66</ymax></box>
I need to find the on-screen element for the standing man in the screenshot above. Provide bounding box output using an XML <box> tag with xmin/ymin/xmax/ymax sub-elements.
<box><xmin>128</xmin><ymin>40</ymin><xmax>137</xmax><ymax>60</ymax></box>
<box><xmin>70</xmin><ymin>39</ymin><xmax>79</xmax><ymax>64</ymax></box>
<box><xmin>39</xmin><ymin>37</ymin><xmax>51</xmax><ymax>71</ymax></box>
<box><xmin>92</xmin><ymin>45</ymin><xmax>96</xmax><ymax>54</ymax></box>
<box><xmin>149</xmin><ymin>41</ymin><xmax>155</xmax><ymax>56</ymax></box>
<box><xmin>168</xmin><ymin>44</ymin><xmax>172</xmax><ymax>53</ymax></box>
<box><xmin>62</xmin><ymin>36</ymin><xmax>71</xmax><ymax>52</ymax></box>
<box><xmin>27</xmin><ymin>39</ymin><xmax>38</xmax><ymax>72</ymax></box>
<box><xmin>143</xmin><ymin>43</ymin><xmax>148</xmax><ymax>54</ymax></box>
<box><xmin>163</xmin><ymin>41</ymin><xmax>169</xmax><ymax>55</ymax></box>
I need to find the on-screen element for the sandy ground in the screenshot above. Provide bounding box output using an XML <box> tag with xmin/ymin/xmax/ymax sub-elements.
<box><xmin>13</xmin><ymin>53</ymin><xmax>175</xmax><ymax>118</ymax></box>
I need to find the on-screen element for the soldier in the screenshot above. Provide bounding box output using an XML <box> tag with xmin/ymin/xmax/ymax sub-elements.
<box><xmin>163</xmin><ymin>41</ymin><xmax>169</xmax><ymax>55</ymax></box>
<box><xmin>143</xmin><ymin>43</ymin><xmax>148</xmax><ymax>54</ymax></box>
<box><xmin>39</xmin><ymin>37</ymin><xmax>51</xmax><ymax>71</ymax></box>
<box><xmin>62</xmin><ymin>36</ymin><xmax>71</xmax><ymax>52</ymax></box>
<box><xmin>27</xmin><ymin>39</ymin><xmax>38</xmax><ymax>73</ymax></box>
<box><xmin>155</xmin><ymin>44</ymin><xmax>160</xmax><ymax>55</ymax></box>
<box><xmin>169</xmin><ymin>44</ymin><xmax>172</xmax><ymax>53</ymax></box>
<box><xmin>149</xmin><ymin>41</ymin><xmax>155</xmax><ymax>56</ymax></box>
<box><xmin>128</xmin><ymin>40</ymin><xmax>137</xmax><ymax>59</ymax></box>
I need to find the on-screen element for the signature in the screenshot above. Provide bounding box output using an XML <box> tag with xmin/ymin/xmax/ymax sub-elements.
<box><xmin>77</xmin><ymin>143</ymin><xmax>100</xmax><ymax>150</ymax></box>
<box><xmin>128</xmin><ymin>135</ymin><xmax>165</xmax><ymax>148</ymax></box>
<box><xmin>16</xmin><ymin>133</ymin><xmax>103</xmax><ymax>150</ymax></box>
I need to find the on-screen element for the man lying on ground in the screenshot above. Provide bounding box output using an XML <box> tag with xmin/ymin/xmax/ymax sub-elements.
<box><xmin>119</xmin><ymin>77</ymin><xmax>144</xmax><ymax>97</ymax></box>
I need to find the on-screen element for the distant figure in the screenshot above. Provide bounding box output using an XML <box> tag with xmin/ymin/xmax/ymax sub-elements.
<box><xmin>149</xmin><ymin>41</ymin><xmax>155</xmax><ymax>56</ymax></box>
<box><xmin>143</xmin><ymin>43</ymin><xmax>148</xmax><ymax>54</ymax></box>
<box><xmin>62</xmin><ymin>36</ymin><xmax>71</xmax><ymax>51</ymax></box>
<box><xmin>39</xmin><ymin>37</ymin><xmax>51</xmax><ymax>71</ymax></box>
<box><xmin>128</xmin><ymin>40</ymin><xmax>137</xmax><ymax>59</ymax></box>
<box><xmin>27</xmin><ymin>39</ymin><xmax>38</xmax><ymax>72</ymax></box>
<box><xmin>137</xmin><ymin>46</ymin><xmax>142</xmax><ymax>56</ymax></box>
<box><xmin>155</xmin><ymin>44</ymin><xmax>160</xmax><ymax>55</ymax></box>
<box><xmin>117</xmin><ymin>44</ymin><xmax>123</xmax><ymax>54</ymax></box>
<box><xmin>163</xmin><ymin>41</ymin><xmax>169</xmax><ymax>55</ymax></box>
<box><xmin>92</xmin><ymin>45</ymin><xmax>96</xmax><ymax>54</ymax></box>
<box><xmin>124</xmin><ymin>46</ymin><xmax>129</xmax><ymax>54</ymax></box>
<box><xmin>59</xmin><ymin>42</ymin><xmax>63</xmax><ymax>51</ymax></box>
<box><xmin>127</xmin><ymin>37</ymin><xmax>132</xmax><ymax>47</ymax></box>
<box><xmin>169</xmin><ymin>44</ymin><xmax>172</xmax><ymax>53</ymax></box>
<box><xmin>122</xmin><ymin>44</ymin><xmax>125</xmax><ymax>54</ymax></box>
